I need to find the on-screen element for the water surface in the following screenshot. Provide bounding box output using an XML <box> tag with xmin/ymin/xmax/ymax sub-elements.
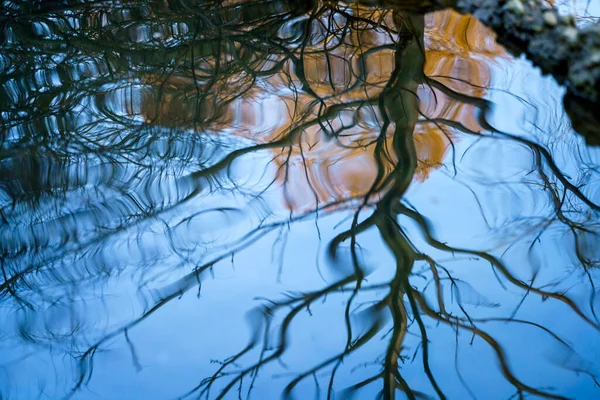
<box><xmin>1</xmin><ymin>1</ymin><xmax>600</xmax><ymax>399</ymax></box>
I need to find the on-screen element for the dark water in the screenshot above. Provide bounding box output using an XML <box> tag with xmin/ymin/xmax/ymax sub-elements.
<box><xmin>1</xmin><ymin>1</ymin><xmax>600</xmax><ymax>399</ymax></box>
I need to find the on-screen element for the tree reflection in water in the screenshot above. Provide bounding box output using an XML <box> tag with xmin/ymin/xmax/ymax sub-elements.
<box><xmin>1</xmin><ymin>1</ymin><xmax>600</xmax><ymax>399</ymax></box>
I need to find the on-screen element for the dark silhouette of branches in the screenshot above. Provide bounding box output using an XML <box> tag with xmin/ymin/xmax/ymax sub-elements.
<box><xmin>1</xmin><ymin>1</ymin><xmax>599</xmax><ymax>399</ymax></box>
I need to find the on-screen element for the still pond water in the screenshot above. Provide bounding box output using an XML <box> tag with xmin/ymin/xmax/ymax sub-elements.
<box><xmin>2</xmin><ymin>1</ymin><xmax>600</xmax><ymax>399</ymax></box>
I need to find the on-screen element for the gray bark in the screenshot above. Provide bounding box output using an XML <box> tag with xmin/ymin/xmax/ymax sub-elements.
<box><xmin>455</xmin><ymin>0</ymin><xmax>600</xmax><ymax>144</ymax></box>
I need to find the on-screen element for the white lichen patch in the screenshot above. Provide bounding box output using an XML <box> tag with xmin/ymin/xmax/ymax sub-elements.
<box><xmin>543</xmin><ymin>10</ymin><xmax>558</xmax><ymax>27</ymax></box>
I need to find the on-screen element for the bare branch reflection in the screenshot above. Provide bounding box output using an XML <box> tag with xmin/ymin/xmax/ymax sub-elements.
<box><xmin>1</xmin><ymin>1</ymin><xmax>599</xmax><ymax>399</ymax></box>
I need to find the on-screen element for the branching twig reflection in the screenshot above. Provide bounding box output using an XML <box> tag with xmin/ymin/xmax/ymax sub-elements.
<box><xmin>1</xmin><ymin>1</ymin><xmax>599</xmax><ymax>399</ymax></box>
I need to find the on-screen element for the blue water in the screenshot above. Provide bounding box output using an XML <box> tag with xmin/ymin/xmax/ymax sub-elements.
<box><xmin>1</xmin><ymin>1</ymin><xmax>600</xmax><ymax>399</ymax></box>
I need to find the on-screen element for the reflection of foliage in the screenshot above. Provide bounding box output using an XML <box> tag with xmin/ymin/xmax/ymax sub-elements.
<box><xmin>1</xmin><ymin>1</ymin><xmax>600</xmax><ymax>399</ymax></box>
